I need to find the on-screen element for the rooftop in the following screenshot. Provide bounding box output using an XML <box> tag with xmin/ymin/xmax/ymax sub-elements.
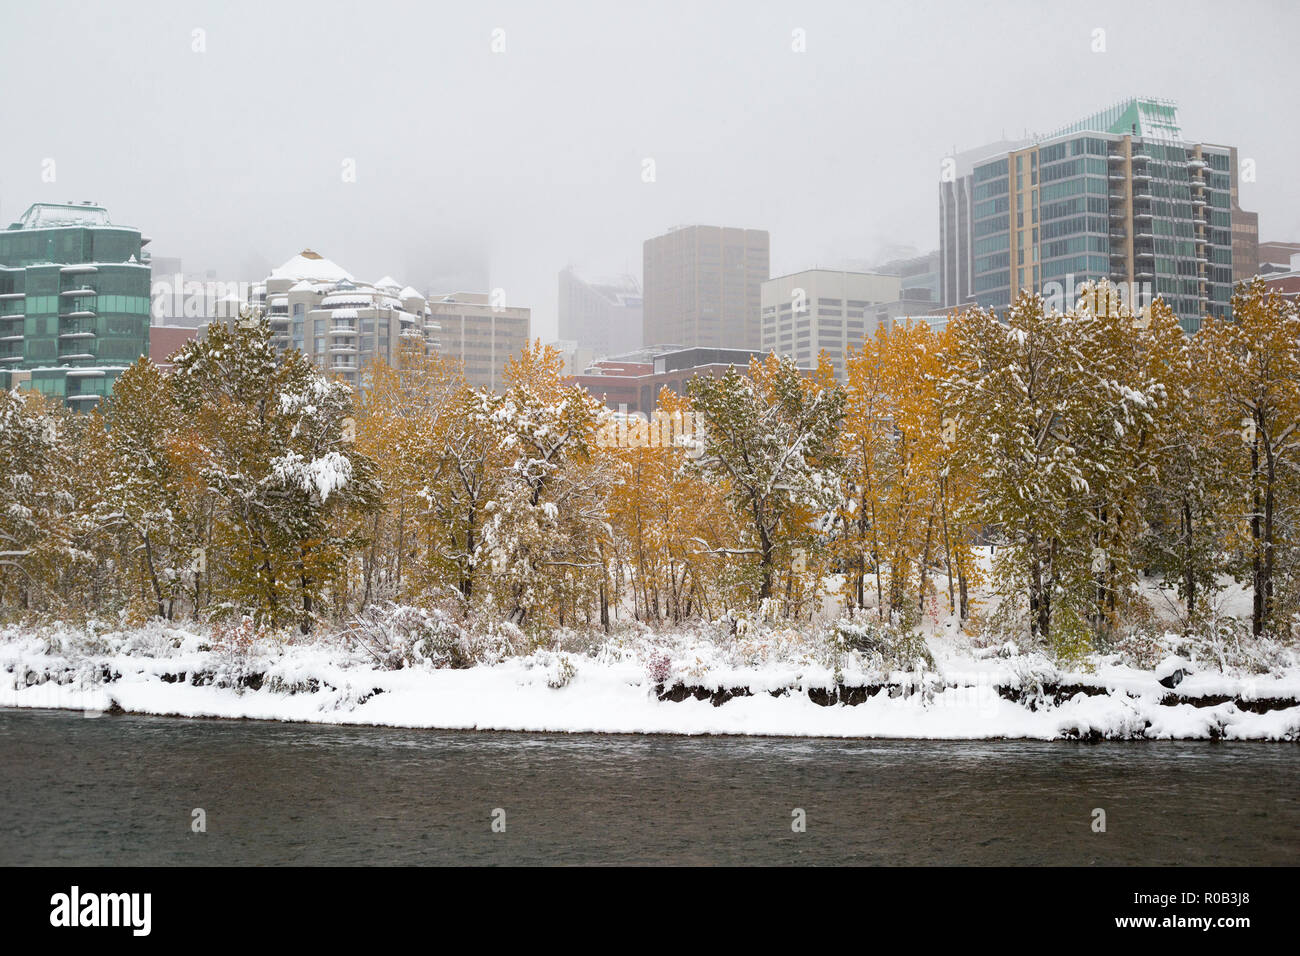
<box><xmin>7</xmin><ymin>202</ymin><xmax>114</xmax><ymax>231</ymax></box>
<box><xmin>270</xmin><ymin>249</ymin><xmax>354</xmax><ymax>283</ymax></box>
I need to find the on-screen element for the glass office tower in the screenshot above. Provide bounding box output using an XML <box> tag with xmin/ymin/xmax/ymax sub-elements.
<box><xmin>0</xmin><ymin>202</ymin><xmax>151</xmax><ymax>407</ymax></box>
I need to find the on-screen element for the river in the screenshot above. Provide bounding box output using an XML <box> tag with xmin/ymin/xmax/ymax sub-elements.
<box><xmin>1</xmin><ymin>708</ymin><xmax>1295</xmax><ymax>865</ymax></box>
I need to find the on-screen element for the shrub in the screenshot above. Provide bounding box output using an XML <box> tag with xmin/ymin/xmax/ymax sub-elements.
<box><xmin>343</xmin><ymin>603</ymin><xmax>473</xmax><ymax>669</ymax></box>
<box><xmin>827</xmin><ymin>614</ymin><xmax>934</xmax><ymax>671</ymax></box>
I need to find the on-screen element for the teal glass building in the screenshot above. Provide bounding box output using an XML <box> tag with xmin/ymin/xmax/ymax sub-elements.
<box><xmin>0</xmin><ymin>202</ymin><xmax>151</xmax><ymax>407</ymax></box>
<box><xmin>942</xmin><ymin>98</ymin><xmax>1241</xmax><ymax>333</ymax></box>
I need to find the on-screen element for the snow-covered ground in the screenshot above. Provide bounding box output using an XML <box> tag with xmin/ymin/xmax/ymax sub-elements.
<box><xmin>3</xmin><ymin>616</ymin><xmax>1299</xmax><ymax>741</ymax></box>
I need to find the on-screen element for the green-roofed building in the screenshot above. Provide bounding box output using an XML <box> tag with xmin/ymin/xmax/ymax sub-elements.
<box><xmin>0</xmin><ymin>202</ymin><xmax>151</xmax><ymax>408</ymax></box>
<box><xmin>940</xmin><ymin>97</ymin><xmax>1256</xmax><ymax>332</ymax></box>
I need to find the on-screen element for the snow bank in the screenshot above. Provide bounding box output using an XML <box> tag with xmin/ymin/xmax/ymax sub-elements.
<box><xmin>2</xmin><ymin>626</ymin><xmax>1298</xmax><ymax>741</ymax></box>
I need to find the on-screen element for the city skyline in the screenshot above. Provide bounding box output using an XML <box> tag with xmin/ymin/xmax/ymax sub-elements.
<box><xmin>1</xmin><ymin>0</ymin><xmax>1296</xmax><ymax>343</ymax></box>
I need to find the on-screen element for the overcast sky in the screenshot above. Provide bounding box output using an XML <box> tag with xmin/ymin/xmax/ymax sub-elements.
<box><xmin>2</xmin><ymin>0</ymin><xmax>1296</xmax><ymax>338</ymax></box>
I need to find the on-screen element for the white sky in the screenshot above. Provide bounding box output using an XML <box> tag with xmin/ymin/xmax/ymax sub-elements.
<box><xmin>1</xmin><ymin>0</ymin><xmax>1295</xmax><ymax>339</ymax></box>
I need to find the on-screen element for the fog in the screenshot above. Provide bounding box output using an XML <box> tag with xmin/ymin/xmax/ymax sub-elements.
<box><xmin>1</xmin><ymin>0</ymin><xmax>1295</xmax><ymax>338</ymax></box>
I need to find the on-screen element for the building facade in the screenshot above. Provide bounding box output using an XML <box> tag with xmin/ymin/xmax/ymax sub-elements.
<box><xmin>760</xmin><ymin>270</ymin><xmax>902</xmax><ymax>379</ymax></box>
<box><xmin>429</xmin><ymin>292</ymin><xmax>530</xmax><ymax>392</ymax></box>
<box><xmin>643</xmin><ymin>225</ymin><xmax>769</xmax><ymax>350</ymax></box>
<box><xmin>942</xmin><ymin>98</ymin><xmax>1251</xmax><ymax>332</ymax></box>
<box><xmin>557</xmin><ymin>268</ymin><xmax>642</xmax><ymax>358</ymax></box>
<box><xmin>0</xmin><ymin>202</ymin><xmax>151</xmax><ymax>407</ymax></box>
<box><xmin>250</xmin><ymin>250</ymin><xmax>439</xmax><ymax>390</ymax></box>
<box><xmin>567</xmin><ymin>346</ymin><xmax>810</xmax><ymax>416</ymax></box>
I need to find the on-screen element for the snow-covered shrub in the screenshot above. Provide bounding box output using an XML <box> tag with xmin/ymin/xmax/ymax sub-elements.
<box><xmin>826</xmin><ymin>614</ymin><xmax>934</xmax><ymax>671</ymax></box>
<box><xmin>344</xmin><ymin>603</ymin><xmax>474</xmax><ymax>670</ymax></box>
<box><xmin>547</xmin><ymin>653</ymin><xmax>578</xmax><ymax>689</ymax></box>
<box><xmin>1185</xmin><ymin>614</ymin><xmax>1292</xmax><ymax>674</ymax></box>
<box><xmin>1111</xmin><ymin>624</ymin><xmax>1171</xmax><ymax>670</ymax></box>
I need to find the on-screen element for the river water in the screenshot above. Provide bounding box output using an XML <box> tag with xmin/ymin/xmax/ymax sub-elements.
<box><xmin>1</xmin><ymin>708</ymin><xmax>1295</xmax><ymax>865</ymax></box>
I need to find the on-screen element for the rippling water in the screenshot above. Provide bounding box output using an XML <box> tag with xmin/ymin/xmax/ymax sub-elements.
<box><xmin>1</xmin><ymin>708</ymin><xmax>1295</xmax><ymax>865</ymax></box>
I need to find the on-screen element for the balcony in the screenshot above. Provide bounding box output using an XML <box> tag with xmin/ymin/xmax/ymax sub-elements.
<box><xmin>328</xmin><ymin>325</ymin><xmax>357</xmax><ymax>336</ymax></box>
<box><xmin>59</xmin><ymin>265</ymin><xmax>99</xmax><ymax>275</ymax></box>
<box><xmin>60</xmin><ymin>287</ymin><xmax>96</xmax><ymax>298</ymax></box>
<box><xmin>60</xmin><ymin>309</ymin><xmax>96</xmax><ymax>319</ymax></box>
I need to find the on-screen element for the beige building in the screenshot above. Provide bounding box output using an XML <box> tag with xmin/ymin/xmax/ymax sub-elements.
<box><xmin>761</xmin><ymin>270</ymin><xmax>902</xmax><ymax>378</ymax></box>
<box><xmin>429</xmin><ymin>292</ymin><xmax>530</xmax><ymax>392</ymax></box>
<box><xmin>250</xmin><ymin>250</ymin><xmax>439</xmax><ymax>389</ymax></box>
<box><xmin>643</xmin><ymin>225</ymin><xmax>769</xmax><ymax>350</ymax></box>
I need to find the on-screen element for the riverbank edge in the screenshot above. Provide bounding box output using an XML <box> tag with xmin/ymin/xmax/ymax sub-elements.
<box><xmin>5</xmin><ymin>654</ymin><xmax>1300</xmax><ymax>741</ymax></box>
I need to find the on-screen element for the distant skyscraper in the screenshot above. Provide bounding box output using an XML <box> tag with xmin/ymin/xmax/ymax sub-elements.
<box><xmin>642</xmin><ymin>225</ymin><xmax>769</xmax><ymax>349</ymax></box>
<box><xmin>1228</xmin><ymin>147</ymin><xmax>1259</xmax><ymax>287</ymax></box>
<box><xmin>0</xmin><ymin>202</ymin><xmax>151</xmax><ymax>408</ymax></box>
<box><xmin>940</xmin><ymin>97</ymin><xmax>1252</xmax><ymax>331</ymax></box>
<box><xmin>557</xmin><ymin>268</ymin><xmax>642</xmax><ymax>358</ymax></box>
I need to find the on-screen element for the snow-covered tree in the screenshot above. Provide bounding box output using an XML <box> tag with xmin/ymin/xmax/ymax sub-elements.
<box><xmin>1198</xmin><ymin>280</ymin><xmax>1300</xmax><ymax>636</ymax></box>
<box><xmin>170</xmin><ymin>313</ymin><xmax>379</xmax><ymax>631</ymax></box>
<box><xmin>687</xmin><ymin>353</ymin><xmax>844</xmax><ymax>608</ymax></box>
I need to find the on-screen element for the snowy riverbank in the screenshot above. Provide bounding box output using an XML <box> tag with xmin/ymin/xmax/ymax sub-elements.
<box><xmin>3</xmin><ymin>622</ymin><xmax>1300</xmax><ymax>740</ymax></box>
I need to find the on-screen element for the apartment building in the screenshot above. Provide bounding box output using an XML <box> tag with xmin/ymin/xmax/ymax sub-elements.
<box><xmin>251</xmin><ymin>250</ymin><xmax>439</xmax><ymax>389</ymax></box>
<box><xmin>428</xmin><ymin>291</ymin><xmax>530</xmax><ymax>392</ymax></box>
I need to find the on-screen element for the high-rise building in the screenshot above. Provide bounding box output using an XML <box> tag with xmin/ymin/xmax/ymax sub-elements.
<box><xmin>0</xmin><ymin>202</ymin><xmax>151</xmax><ymax>408</ymax></box>
<box><xmin>760</xmin><ymin>270</ymin><xmax>902</xmax><ymax>379</ymax></box>
<box><xmin>428</xmin><ymin>291</ymin><xmax>530</xmax><ymax>392</ymax></box>
<box><xmin>642</xmin><ymin>225</ymin><xmax>769</xmax><ymax>350</ymax></box>
<box><xmin>249</xmin><ymin>250</ymin><xmax>439</xmax><ymax>389</ymax></box>
<box><xmin>941</xmin><ymin>97</ymin><xmax>1252</xmax><ymax>331</ymax></box>
<box><xmin>939</xmin><ymin>140</ymin><xmax>1025</xmax><ymax>311</ymax></box>
<box><xmin>1228</xmin><ymin>147</ymin><xmax>1259</xmax><ymax>288</ymax></box>
<box><xmin>872</xmin><ymin>250</ymin><xmax>942</xmax><ymax>305</ymax></box>
<box><xmin>557</xmin><ymin>268</ymin><xmax>642</xmax><ymax>358</ymax></box>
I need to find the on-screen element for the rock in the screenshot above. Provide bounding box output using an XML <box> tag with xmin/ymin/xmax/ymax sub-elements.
<box><xmin>1155</xmin><ymin>655</ymin><xmax>1194</xmax><ymax>689</ymax></box>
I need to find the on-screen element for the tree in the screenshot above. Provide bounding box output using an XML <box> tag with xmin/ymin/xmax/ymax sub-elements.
<box><xmin>1199</xmin><ymin>280</ymin><xmax>1300</xmax><ymax>637</ymax></box>
<box><xmin>687</xmin><ymin>353</ymin><xmax>844</xmax><ymax>608</ymax></box>
<box><xmin>0</xmin><ymin>388</ymin><xmax>74</xmax><ymax>615</ymax></box>
<box><xmin>943</xmin><ymin>287</ymin><xmax>1162</xmax><ymax>657</ymax></box>
<box><xmin>91</xmin><ymin>357</ymin><xmax>187</xmax><ymax>620</ymax></box>
<box><xmin>170</xmin><ymin>314</ymin><xmax>379</xmax><ymax>631</ymax></box>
